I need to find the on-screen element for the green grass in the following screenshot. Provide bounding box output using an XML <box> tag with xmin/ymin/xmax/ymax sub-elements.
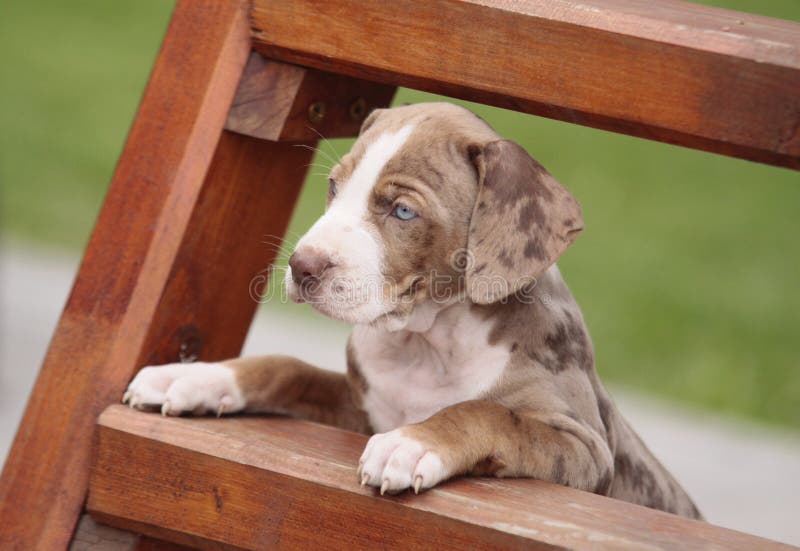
<box><xmin>1</xmin><ymin>0</ymin><xmax>799</xmax><ymax>427</ymax></box>
<box><xmin>0</xmin><ymin>0</ymin><xmax>172</xmax><ymax>249</ymax></box>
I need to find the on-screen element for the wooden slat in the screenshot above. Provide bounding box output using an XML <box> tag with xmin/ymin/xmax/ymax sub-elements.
<box><xmin>225</xmin><ymin>53</ymin><xmax>396</xmax><ymax>141</ymax></box>
<box><xmin>89</xmin><ymin>406</ymin><xmax>794</xmax><ymax>551</ymax></box>
<box><xmin>251</xmin><ymin>0</ymin><xmax>800</xmax><ymax>169</ymax></box>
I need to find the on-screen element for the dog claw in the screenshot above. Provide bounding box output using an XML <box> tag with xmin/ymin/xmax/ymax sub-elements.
<box><xmin>216</xmin><ymin>403</ymin><xmax>225</xmax><ymax>418</ymax></box>
<box><xmin>380</xmin><ymin>480</ymin><xmax>389</xmax><ymax>496</ymax></box>
<box><xmin>414</xmin><ymin>476</ymin><xmax>423</xmax><ymax>494</ymax></box>
<box><xmin>122</xmin><ymin>391</ymin><xmax>131</xmax><ymax>404</ymax></box>
<box><xmin>161</xmin><ymin>401</ymin><xmax>170</xmax><ymax>416</ymax></box>
<box><xmin>360</xmin><ymin>474</ymin><xmax>370</xmax><ymax>488</ymax></box>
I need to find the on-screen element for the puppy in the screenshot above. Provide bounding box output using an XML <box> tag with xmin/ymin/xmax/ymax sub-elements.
<box><xmin>124</xmin><ymin>102</ymin><xmax>702</xmax><ymax>519</ymax></box>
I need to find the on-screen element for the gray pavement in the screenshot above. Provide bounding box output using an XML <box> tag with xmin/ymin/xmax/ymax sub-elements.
<box><xmin>2</xmin><ymin>243</ymin><xmax>798</xmax><ymax>545</ymax></box>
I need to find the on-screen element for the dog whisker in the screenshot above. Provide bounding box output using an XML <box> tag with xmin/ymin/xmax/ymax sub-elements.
<box><xmin>293</xmin><ymin>143</ymin><xmax>338</xmax><ymax>167</ymax></box>
<box><xmin>305</xmin><ymin>161</ymin><xmax>332</xmax><ymax>172</ymax></box>
<box><xmin>305</xmin><ymin>125</ymin><xmax>342</xmax><ymax>165</ymax></box>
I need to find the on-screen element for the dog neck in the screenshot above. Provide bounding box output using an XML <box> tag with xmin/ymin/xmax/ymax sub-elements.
<box><xmin>377</xmin><ymin>298</ymin><xmax>457</xmax><ymax>333</ymax></box>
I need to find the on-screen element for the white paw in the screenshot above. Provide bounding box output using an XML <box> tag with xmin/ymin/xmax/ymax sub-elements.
<box><xmin>122</xmin><ymin>362</ymin><xmax>246</xmax><ymax>417</ymax></box>
<box><xmin>358</xmin><ymin>428</ymin><xmax>448</xmax><ymax>495</ymax></box>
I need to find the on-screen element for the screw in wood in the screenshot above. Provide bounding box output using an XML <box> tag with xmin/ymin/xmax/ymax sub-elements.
<box><xmin>349</xmin><ymin>98</ymin><xmax>367</xmax><ymax>121</ymax></box>
<box><xmin>308</xmin><ymin>101</ymin><xmax>326</xmax><ymax>124</ymax></box>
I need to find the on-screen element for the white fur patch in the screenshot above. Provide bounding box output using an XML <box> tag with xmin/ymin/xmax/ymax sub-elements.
<box><xmin>353</xmin><ymin>302</ymin><xmax>510</xmax><ymax>433</ymax></box>
<box><xmin>285</xmin><ymin>125</ymin><xmax>415</xmax><ymax>324</ymax></box>
<box><xmin>123</xmin><ymin>362</ymin><xmax>246</xmax><ymax>416</ymax></box>
<box><xmin>358</xmin><ymin>428</ymin><xmax>448</xmax><ymax>494</ymax></box>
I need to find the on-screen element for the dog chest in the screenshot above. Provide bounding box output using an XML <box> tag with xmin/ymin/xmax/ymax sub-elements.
<box><xmin>351</xmin><ymin>305</ymin><xmax>510</xmax><ymax>433</ymax></box>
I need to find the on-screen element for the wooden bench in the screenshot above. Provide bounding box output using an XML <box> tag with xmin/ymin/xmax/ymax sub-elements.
<box><xmin>1</xmin><ymin>1</ymin><xmax>798</xmax><ymax>549</ymax></box>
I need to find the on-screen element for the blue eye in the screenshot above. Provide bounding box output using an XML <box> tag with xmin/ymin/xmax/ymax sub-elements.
<box><xmin>392</xmin><ymin>203</ymin><xmax>417</xmax><ymax>220</ymax></box>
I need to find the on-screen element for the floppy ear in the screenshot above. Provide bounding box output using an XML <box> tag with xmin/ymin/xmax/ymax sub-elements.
<box><xmin>465</xmin><ymin>140</ymin><xmax>583</xmax><ymax>304</ymax></box>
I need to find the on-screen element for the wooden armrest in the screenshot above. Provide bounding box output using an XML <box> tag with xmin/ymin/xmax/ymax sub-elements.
<box><xmin>88</xmin><ymin>405</ymin><xmax>787</xmax><ymax>550</ymax></box>
<box><xmin>251</xmin><ymin>0</ymin><xmax>800</xmax><ymax>169</ymax></box>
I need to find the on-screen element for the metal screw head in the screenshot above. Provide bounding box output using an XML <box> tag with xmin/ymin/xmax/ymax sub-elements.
<box><xmin>349</xmin><ymin>98</ymin><xmax>367</xmax><ymax>121</ymax></box>
<box><xmin>308</xmin><ymin>101</ymin><xmax>326</xmax><ymax>124</ymax></box>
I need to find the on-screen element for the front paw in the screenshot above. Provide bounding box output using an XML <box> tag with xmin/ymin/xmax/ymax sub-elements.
<box><xmin>122</xmin><ymin>362</ymin><xmax>245</xmax><ymax>417</ymax></box>
<box><xmin>358</xmin><ymin>428</ymin><xmax>449</xmax><ymax>495</ymax></box>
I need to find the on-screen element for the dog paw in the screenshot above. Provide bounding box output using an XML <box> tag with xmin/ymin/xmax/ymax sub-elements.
<box><xmin>122</xmin><ymin>362</ymin><xmax>246</xmax><ymax>417</ymax></box>
<box><xmin>358</xmin><ymin>428</ymin><xmax>449</xmax><ymax>495</ymax></box>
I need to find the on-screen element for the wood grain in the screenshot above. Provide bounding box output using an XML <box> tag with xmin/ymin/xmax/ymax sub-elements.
<box><xmin>0</xmin><ymin>1</ymin><xmax>306</xmax><ymax>548</ymax></box>
<box><xmin>251</xmin><ymin>0</ymin><xmax>800</xmax><ymax>169</ymax></box>
<box><xmin>89</xmin><ymin>406</ymin><xmax>795</xmax><ymax>551</ymax></box>
<box><xmin>225</xmin><ymin>53</ymin><xmax>396</xmax><ymax>141</ymax></box>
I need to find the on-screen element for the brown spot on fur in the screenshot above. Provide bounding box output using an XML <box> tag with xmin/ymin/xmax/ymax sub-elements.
<box><xmin>595</xmin><ymin>470</ymin><xmax>613</xmax><ymax>495</ymax></box>
<box><xmin>478</xmin><ymin>141</ymin><xmax>554</xmax><ymax>208</ymax></box>
<box><xmin>540</xmin><ymin>312</ymin><xmax>593</xmax><ymax>373</ymax></box>
<box><xmin>517</xmin><ymin>199</ymin><xmax>545</xmax><ymax>231</ymax></box>
<box><xmin>498</xmin><ymin>249</ymin><xmax>514</xmax><ymax>269</ymax></box>
<box><xmin>551</xmin><ymin>454</ymin><xmax>567</xmax><ymax>485</ymax></box>
<box><xmin>615</xmin><ymin>453</ymin><xmax>665</xmax><ymax>511</ymax></box>
<box><xmin>597</xmin><ymin>395</ymin><xmax>613</xmax><ymax>435</ymax></box>
<box><xmin>471</xmin><ymin>454</ymin><xmax>507</xmax><ymax>476</ymax></box>
<box><xmin>524</xmin><ymin>237</ymin><xmax>546</xmax><ymax>260</ymax></box>
<box><xmin>346</xmin><ymin>339</ymin><xmax>368</xmax><ymax>398</ymax></box>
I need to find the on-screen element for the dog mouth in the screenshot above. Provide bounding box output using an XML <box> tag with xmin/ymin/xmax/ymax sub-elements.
<box><xmin>286</xmin><ymin>272</ymin><xmax>425</xmax><ymax>325</ymax></box>
<box><xmin>286</xmin><ymin>274</ymin><xmax>386</xmax><ymax>323</ymax></box>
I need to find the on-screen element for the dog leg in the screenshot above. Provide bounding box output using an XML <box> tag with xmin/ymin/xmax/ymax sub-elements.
<box><xmin>358</xmin><ymin>399</ymin><xmax>613</xmax><ymax>495</ymax></box>
<box><xmin>123</xmin><ymin>355</ymin><xmax>370</xmax><ymax>433</ymax></box>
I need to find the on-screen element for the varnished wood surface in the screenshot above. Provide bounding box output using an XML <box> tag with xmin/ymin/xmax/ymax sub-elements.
<box><xmin>225</xmin><ymin>53</ymin><xmax>396</xmax><ymax>141</ymax></box>
<box><xmin>89</xmin><ymin>406</ymin><xmax>795</xmax><ymax>551</ymax></box>
<box><xmin>251</xmin><ymin>0</ymin><xmax>800</xmax><ymax>169</ymax></box>
<box><xmin>0</xmin><ymin>1</ymin><xmax>306</xmax><ymax>548</ymax></box>
<box><xmin>0</xmin><ymin>0</ymin><xmax>252</xmax><ymax>546</ymax></box>
<box><xmin>8</xmin><ymin>0</ymin><xmax>800</xmax><ymax>548</ymax></box>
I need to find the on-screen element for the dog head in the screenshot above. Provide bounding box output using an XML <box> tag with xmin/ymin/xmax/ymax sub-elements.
<box><xmin>285</xmin><ymin>102</ymin><xmax>583</xmax><ymax>326</ymax></box>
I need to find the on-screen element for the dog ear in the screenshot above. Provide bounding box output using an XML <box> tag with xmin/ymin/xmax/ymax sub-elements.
<box><xmin>359</xmin><ymin>108</ymin><xmax>385</xmax><ymax>135</ymax></box>
<box><xmin>465</xmin><ymin>140</ymin><xmax>583</xmax><ymax>304</ymax></box>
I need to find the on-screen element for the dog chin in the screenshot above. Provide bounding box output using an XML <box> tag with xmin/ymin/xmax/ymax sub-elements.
<box><xmin>285</xmin><ymin>285</ymin><xmax>387</xmax><ymax>324</ymax></box>
<box><xmin>310</xmin><ymin>300</ymin><xmax>392</xmax><ymax>325</ymax></box>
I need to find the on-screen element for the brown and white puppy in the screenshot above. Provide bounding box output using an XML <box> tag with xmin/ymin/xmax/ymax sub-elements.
<box><xmin>124</xmin><ymin>103</ymin><xmax>702</xmax><ymax>519</ymax></box>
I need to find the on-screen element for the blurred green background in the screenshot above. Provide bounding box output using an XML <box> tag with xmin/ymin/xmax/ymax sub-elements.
<box><xmin>1</xmin><ymin>1</ymin><xmax>798</xmax><ymax>428</ymax></box>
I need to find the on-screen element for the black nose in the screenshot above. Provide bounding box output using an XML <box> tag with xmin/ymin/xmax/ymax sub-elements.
<box><xmin>289</xmin><ymin>248</ymin><xmax>333</xmax><ymax>286</ymax></box>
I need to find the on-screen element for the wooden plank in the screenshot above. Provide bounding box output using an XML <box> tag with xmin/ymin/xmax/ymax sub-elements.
<box><xmin>251</xmin><ymin>0</ymin><xmax>800</xmax><ymax>169</ymax></box>
<box><xmin>89</xmin><ymin>406</ymin><xmax>794</xmax><ymax>551</ymax></box>
<box><xmin>225</xmin><ymin>53</ymin><xmax>396</xmax><ymax>141</ymax></box>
